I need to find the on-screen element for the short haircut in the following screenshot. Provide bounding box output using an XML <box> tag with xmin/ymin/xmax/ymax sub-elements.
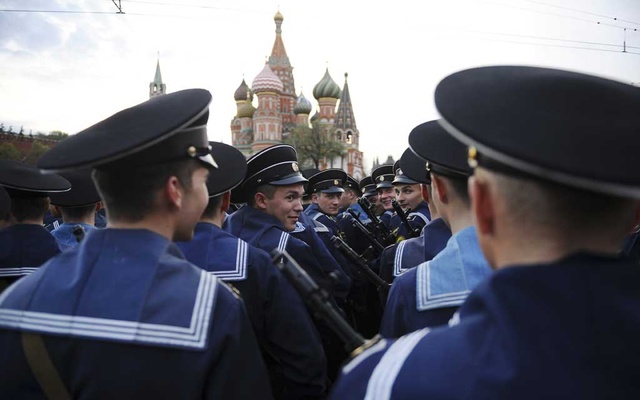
<box><xmin>11</xmin><ymin>197</ymin><xmax>49</xmax><ymax>223</ymax></box>
<box><xmin>92</xmin><ymin>159</ymin><xmax>199</xmax><ymax>222</ymax></box>
<box><xmin>247</xmin><ymin>184</ymin><xmax>277</xmax><ymax>207</ymax></box>
<box><xmin>432</xmin><ymin>173</ymin><xmax>470</xmax><ymax>207</ymax></box>
<box><xmin>493</xmin><ymin>171</ymin><xmax>637</xmax><ymax>238</ymax></box>
<box><xmin>201</xmin><ymin>194</ymin><xmax>224</xmax><ymax>219</ymax></box>
<box><xmin>60</xmin><ymin>204</ymin><xmax>96</xmax><ymax>222</ymax></box>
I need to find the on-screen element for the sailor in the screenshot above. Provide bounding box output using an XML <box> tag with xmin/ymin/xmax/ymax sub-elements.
<box><xmin>360</xmin><ymin>176</ymin><xmax>383</xmax><ymax>217</ymax></box>
<box><xmin>0</xmin><ymin>160</ymin><xmax>69</xmax><ymax>291</ymax></box>
<box><xmin>376</xmin><ymin>147</ymin><xmax>451</xmax><ymax>286</ymax></box>
<box><xmin>48</xmin><ymin>169</ymin><xmax>102</xmax><ymax>250</ymax></box>
<box><xmin>331</xmin><ymin>66</ymin><xmax>640</xmax><ymax>399</ymax></box>
<box><xmin>176</xmin><ymin>142</ymin><xmax>327</xmax><ymax>399</ymax></box>
<box><xmin>224</xmin><ymin>144</ymin><xmax>352</xmax><ymax>382</ymax></box>
<box><xmin>338</xmin><ymin>175</ymin><xmax>361</xmax><ymax>215</ymax></box>
<box><xmin>380</xmin><ymin>121</ymin><xmax>492</xmax><ymax>337</ymax></box>
<box><xmin>390</xmin><ymin>159</ymin><xmax>431</xmax><ymax>240</ymax></box>
<box><xmin>304</xmin><ymin>168</ymin><xmax>348</xmax><ymax>237</ymax></box>
<box><xmin>0</xmin><ymin>89</ymin><xmax>272</xmax><ymax>399</ymax></box>
<box><xmin>370</xmin><ymin>164</ymin><xmax>396</xmax><ymax>229</ymax></box>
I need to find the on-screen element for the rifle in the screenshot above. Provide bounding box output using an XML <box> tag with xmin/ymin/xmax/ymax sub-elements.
<box><xmin>347</xmin><ymin>209</ymin><xmax>385</xmax><ymax>254</ymax></box>
<box><xmin>357</xmin><ymin>197</ymin><xmax>397</xmax><ymax>246</ymax></box>
<box><xmin>391</xmin><ymin>199</ymin><xmax>420</xmax><ymax>238</ymax></box>
<box><xmin>271</xmin><ymin>249</ymin><xmax>381</xmax><ymax>356</ymax></box>
<box><xmin>331</xmin><ymin>236</ymin><xmax>391</xmax><ymax>301</ymax></box>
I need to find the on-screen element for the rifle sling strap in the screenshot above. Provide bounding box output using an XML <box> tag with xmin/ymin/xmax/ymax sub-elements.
<box><xmin>21</xmin><ymin>332</ymin><xmax>71</xmax><ymax>400</ymax></box>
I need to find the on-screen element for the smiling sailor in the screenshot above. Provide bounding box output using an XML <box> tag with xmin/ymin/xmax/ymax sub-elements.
<box><xmin>0</xmin><ymin>89</ymin><xmax>272</xmax><ymax>399</ymax></box>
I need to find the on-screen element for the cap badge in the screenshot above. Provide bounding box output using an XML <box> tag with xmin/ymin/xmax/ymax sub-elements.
<box><xmin>378</xmin><ymin>176</ymin><xmax>384</xmax><ymax>182</ymax></box>
<box><xmin>187</xmin><ymin>146</ymin><xmax>197</xmax><ymax>157</ymax></box>
<box><xmin>397</xmin><ymin>169</ymin><xmax>403</xmax><ymax>176</ymax></box>
<box><xmin>426</xmin><ymin>162</ymin><xmax>431</xmax><ymax>172</ymax></box>
<box><xmin>292</xmin><ymin>162</ymin><xmax>299</xmax><ymax>172</ymax></box>
<box><xmin>467</xmin><ymin>146</ymin><xmax>478</xmax><ymax>169</ymax></box>
<box><xmin>334</xmin><ymin>179</ymin><xmax>339</xmax><ymax>186</ymax></box>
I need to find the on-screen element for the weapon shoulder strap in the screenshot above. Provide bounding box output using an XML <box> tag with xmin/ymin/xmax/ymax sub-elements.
<box><xmin>21</xmin><ymin>332</ymin><xmax>71</xmax><ymax>400</ymax></box>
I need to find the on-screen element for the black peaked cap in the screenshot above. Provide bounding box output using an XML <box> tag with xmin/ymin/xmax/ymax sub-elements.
<box><xmin>345</xmin><ymin>175</ymin><xmax>361</xmax><ymax>194</ymax></box>
<box><xmin>371</xmin><ymin>164</ymin><xmax>394</xmax><ymax>189</ymax></box>
<box><xmin>408</xmin><ymin>120</ymin><xmax>472</xmax><ymax>178</ymax></box>
<box><xmin>400</xmin><ymin>148</ymin><xmax>431</xmax><ymax>184</ymax></box>
<box><xmin>37</xmin><ymin>89</ymin><xmax>216</xmax><ymax>172</ymax></box>
<box><xmin>49</xmin><ymin>170</ymin><xmax>101</xmax><ymax>207</ymax></box>
<box><xmin>231</xmin><ymin>144</ymin><xmax>307</xmax><ymax>203</ymax></box>
<box><xmin>359</xmin><ymin>176</ymin><xmax>377</xmax><ymax>196</ymax></box>
<box><xmin>0</xmin><ymin>160</ymin><xmax>70</xmax><ymax>196</ymax></box>
<box><xmin>435</xmin><ymin>65</ymin><xmax>640</xmax><ymax>197</ymax></box>
<box><xmin>393</xmin><ymin>158</ymin><xmax>419</xmax><ymax>185</ymax></box>
<box><xmin>308</xmin><ymin>169</ymin><xmax>347</xmax><ymax>194</ymax></box>
<box><xmin>207</xmin><ymin>141</ymin><xmax>248</xmax><ymax>198</ymax></box>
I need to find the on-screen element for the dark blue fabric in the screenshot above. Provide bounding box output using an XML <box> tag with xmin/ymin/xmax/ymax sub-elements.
<box><xmin>380</xmin><ymin>226</ymin><xmax>491</xmax><ymax>338</ymax></box>
<box><xmin>225</xmin><ymin>205</ymin><xmax>350</xmax><ymax>298</ymax></box>
<box><xmin>332</xmin><ymin>253</ymin><xmax>640</xmax><ymax>399</ymax></box>
<box><xmin>0</xmin><ymin>224</ymin><xmax>60</xmax><ymax>286</ymax></box>
<box><xmin>0</xmin><ymin>228</ymin><xmax>272</xmax><ymax>399</ymax></box>
<box><xmin>177</xmin><ymin>222</ymin><xmax>326</xmax><ymax>399</ymax></box>
<box><xmin>395</xmin><ymin>201</ymin><xmax>431</xmax><ymax>240</ymax></box>
<box><xmin>377</xmin><ymin>218</ymin><xmax>451</xmax><ymax>284</ymax></box>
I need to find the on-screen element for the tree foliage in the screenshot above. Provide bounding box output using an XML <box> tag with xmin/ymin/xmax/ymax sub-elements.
<box><xmin>0</xmin><ymin>143</ymin><xmax>21</xmax><ymax>161</ymax></box>
<box><xmin>284</xmin><ymin>121</ymin><xmax>346</xmax><ymax>169</ymax></box>
<box><xmin>24</xmin><ymin>141</ymin><xmax>50</xmax><ymax>164</ymax></box>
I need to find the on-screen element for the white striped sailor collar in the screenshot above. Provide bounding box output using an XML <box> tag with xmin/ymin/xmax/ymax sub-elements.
<box><xmin>415</xmin><ymin>226</ymin><xmax>491</xmax><ymax>311</ymax></box>
<box><xmin>0</xmin><ymin>264</ymin><xmax>220</xmax><ymax>351</ymax></box>
<box><xmin>207</xmin><ymin>238</ymin><xmax>249</xmax><ymax>282</ymax></box>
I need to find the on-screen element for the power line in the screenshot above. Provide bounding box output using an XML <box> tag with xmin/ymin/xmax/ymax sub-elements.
<box><xmin>520</xmin><ymin>0</ymin><xmax>640</xmax><ymax>26</ymax></box>
<box><xmin>0</xmin><ymin>9</ymin><xmax>120</xmax><ymax>15</ymax></box>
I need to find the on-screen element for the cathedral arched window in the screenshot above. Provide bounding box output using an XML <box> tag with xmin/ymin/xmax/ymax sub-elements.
<box><xmin>346</xmin><ymin>132</ymin><xmax>352</xmax><ymax>144</ymax></box>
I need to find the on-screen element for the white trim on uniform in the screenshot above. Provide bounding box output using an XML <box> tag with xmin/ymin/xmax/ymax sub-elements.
<box><xmin>393</xmin><ymin>240</ymin><xmax>408</xmax><ymax>277</ymax></box>
<box><xmin>0</xmin><ymin>270</ymin><xmax>218</xmax><ymax>349</ymax></box>
<box><xmin>364</xmin><ymin>329</ymin><xmax>431</xmax><ymax>400</ymax></box>
<box><xmin>416</xmin><ymin>262</ymin><xmax>470</xmax><ymax>311</ymax></box>
<box><xmin>278</xmin><ymin>232</ymin><xmax>290</xmax><ymax>252</ymax></box>
<box><xmin>0</xmin><ymin>267</ymin><xmax>39</xmax><ymax>277</ymax></box>
<box><xmin>210</xmin><ymin>239</ymin><xmax>248</xmax><ymax>281</ymax></box>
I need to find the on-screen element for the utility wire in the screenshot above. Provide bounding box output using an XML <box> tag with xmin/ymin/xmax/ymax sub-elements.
<box><xmin>520</xmin><ymin>0</ymin><xmax>640</xmax><ymax>26</ymax></box>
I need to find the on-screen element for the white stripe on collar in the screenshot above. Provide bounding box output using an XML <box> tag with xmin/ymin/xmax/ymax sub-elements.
<box><xmin>0</xmin><ymin>270</ymin><xmax>219</xmax><ymax>350</ymax></box>
<box><xmin>278</xmin><ymin>231</ymin><xmax>290</xmax><ymax>252</ymax></box>
<box><xmin>393</xmin><ymin>240</ymin><xmax>408</xmax><ymax>277</ymax></box>
<box><xmin>210</xmin><ymin>239</ymin><xmax>248</xmax><ymax>282</ymax></box>
<box><xmin>364</xmin><ymin>328</ymin><xmax>431</xmax><ymax>400</ymax></box>
<box><xmin>416</xmin><ymin>262</ymin><xmax>470</xmax><ymax>311</ymax></box>
<box><xmin>0</xmin><ymin>267</ymin><xmax>38</xmax><ymax>277</ymax></box>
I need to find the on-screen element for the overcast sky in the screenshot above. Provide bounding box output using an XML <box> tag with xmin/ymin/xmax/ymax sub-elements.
<box><xmin>1</xmin><ymin>0</ymin><xmax>639</xmax><ymax>172</ymax></box>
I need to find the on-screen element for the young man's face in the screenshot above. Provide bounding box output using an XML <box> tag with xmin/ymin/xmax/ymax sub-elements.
<box><xmin>377</xmin><ymin>187</ymin><xmax>396</xmax><ymax>211</ymax></box>
<box><xmin>314</xmin><ymin>192</ymin><xmax>342</xmax><ymax>217</ymax></box>
<box><xmin>174</xmin><ymin>165</ymin><xmax>210</xmax><ymax>242</ymax></box>
<box><xmin>263</xmin><ymin>184</ymin><xmax>305</xmax><ymax>231</ymax></box>
<box><xmin>395</xmin><ymin>184</ymin><xmax>422</xmax><ymax>210</ymax></box>
<box><xmin>339</xmin><ymin>189</ymin><xmax>355</xmax><ymax>209</ymax></box>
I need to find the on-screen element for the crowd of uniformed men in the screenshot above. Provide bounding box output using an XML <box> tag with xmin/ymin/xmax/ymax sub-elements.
<box><xmin>1</xmin><ymin>65</ymin><xmax>640</xmax><ymax>399</ymax></box>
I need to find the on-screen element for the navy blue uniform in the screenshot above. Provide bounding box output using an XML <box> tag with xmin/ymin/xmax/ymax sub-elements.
<box><xmin>0</xmin><ymin>228</ymin><xmax>272</xmax><ymax>399</ymax></box>
<box><xmin>0</xmin><ymin>224</ymin><xmax>61</xmax><ymax>289</ymax></box>
<box><xmin>51</xmin><ymin>222</ymin><xmax>96</xmax><ymax>251</ymax></box>
<box><xmin>177</xmin><ymin>222</ymin><xmax>326</xmax><ymax>399</ymax></box>
<box><xmin>332</xmin><ymin>253</ymin><xmax>640</xmax><ymax>399</ymax></box>
<box><xmin>224</xmin><ymin>206</ymin><xmax>350</xmax><ymax>297</ymax></box>
<box><xmin>380</xmin><ymin>226</ymin><xmax>491</xmax><ymax>338</ymax></box>
<box><xmin>377</xmin><ymin>218</ymin><xmax>451</xmax><ymax>285</ymax></box>
<box><xmin>395</xmin><ymin>201</ymin><xmax>431</xmax><ymax>240</ymax></box>
<box><xmin>337</xmin><ymin>203</ymin><xmax>373</xmax><ymax>255</ymax></box>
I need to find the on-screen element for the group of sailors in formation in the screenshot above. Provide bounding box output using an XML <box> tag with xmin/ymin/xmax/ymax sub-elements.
<box><xmin>0</xmin><ymin>65</ymin><xmax>640</xmax><ymax>399</ymax></box>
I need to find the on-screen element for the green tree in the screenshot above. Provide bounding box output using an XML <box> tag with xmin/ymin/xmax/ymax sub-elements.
<box><xmin>0</xmin><ymin>143</ymin><xmax>21</xmax><ymax>161</ymax></box>
<box><xmin>47</xmin><ymin>130</ymin><xmax>69</xmax><ymax>141</ymax></box>
<box><xmin>284</xmin><ymin>121</ymin><xmax>346</xmax><ymax>169</ymax></box>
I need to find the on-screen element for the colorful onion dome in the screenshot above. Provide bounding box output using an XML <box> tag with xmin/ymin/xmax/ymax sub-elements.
<box><xmin>234</xmin><ymin>79</ymin><xmax>253</xmax><ymax>101</ymax></box>
<box><xmin>294</xmin><ymin>92</ymin><xmax>313</xmax><ymax>115</ymax></box>
<box><xmin>237</xmin><ymin>99</ymin><xmax>256</xmax><ymax>118</ymax></box>
<box><xmin>313</xmin><ymin>68</ymin><xmax>341</xmax><ymax>100</ymax></box>
<box><xmin>252</xmin><ymin>63</ymin><xmax>283</xmax><ymax>94</ymax></box>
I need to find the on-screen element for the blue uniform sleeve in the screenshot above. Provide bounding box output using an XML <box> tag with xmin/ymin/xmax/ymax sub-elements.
<box><xmin>379</xmin><ymin>270</ymin><xmax>416</xmax><ymax>338</ymax></box>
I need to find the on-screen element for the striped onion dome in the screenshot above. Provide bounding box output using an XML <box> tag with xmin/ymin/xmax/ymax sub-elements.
<box><xmin>237</xmin><ymin>99</ymin><xmax>256</xmax><ymax>118</ymax></box>
<box><xmin>313</xmin><ymin>68</ymin><xmax>341</xmax><ymax>99</ymax></box>
<box><xmin>251</xmin><ymin>63</ymin><xmax>283</xmax><ymax>94</ymax></box>
<box><xmin>310</xmin><ymin>110</ymin><xmax>319</xmax><ymax>122</ymax></box>
<box><xmin>234</xmin><ymin>79</ymin><xmax>253</xmax><ymax>101</ymax></box>
<box><xmin>294</xmin><ymin>92</ymin><xmax>313</xmax><ymax>115</ymax></box>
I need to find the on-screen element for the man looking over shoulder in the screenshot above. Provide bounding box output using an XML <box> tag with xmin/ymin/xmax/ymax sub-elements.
<box><xmin>0</xmin><ymin>89</ymin><xmax>271</xmax><ymax>399</ymax></box>
<box><xmin>177</xmin><ymin>142</ymin><xmax>326</xmax><ymax>400</ymax></box>
<box><xmin>331</xmin><ymin>66</ymin><xmax>640</xmax><ymax>399</ymax></box>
